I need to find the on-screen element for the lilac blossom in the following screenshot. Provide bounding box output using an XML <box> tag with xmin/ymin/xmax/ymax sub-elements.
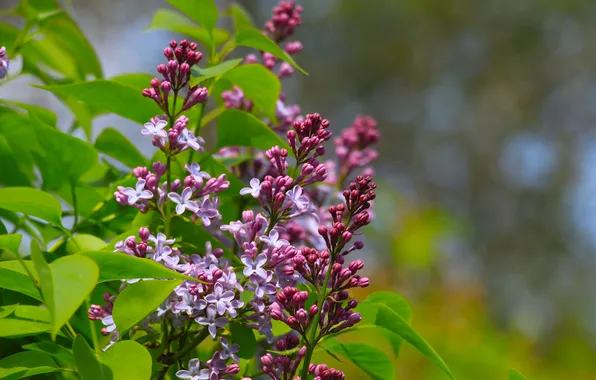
<box><xmin>286</xmin><ymin>185</ymin><xmax>310</xmax><ymax>211</ymax></box>
<box><xmin>196</xmin><ymin>305</ymin><xmax>229</xmax><ymax>339</ymax></box>
<box><xmin>241</xmin><ymin>253</ymin><xmax>268</xmax><ymax>279</ymax></box>
<box><xmin>121</xmin><ymin>179</ymin><xmax>153</xmax><ymax>205</ymax></box>
<box><xmin>240</xmin><ymin>178</ymin><xmax>262</xmax><ymax>198</ymax></box>
<box><xmin>0</xmin><ymin>47</ymin><xmax>8</xmax><ymax>79</ymax></box>
<box><xmin>168</xmin><ymin>187</ymin><xmax>198</xmax><ymax>215</ymax></box>
<box><xmin>205</xmin><ymin>283</ymin><xmax>237</xmax><ymax>316</ymax></box>
<box><xmin>141</xmin><ymin>119</ymin><xmax>168</xmax><ymax>139</ymax></box>
<box><xmin>219</xmin><ymin>338</ymin><xmax>240</xmax><ymax>363</ymax></box>
<box><xmin>194</xmin><ymin>198</ymin><xmax>220</xmax><ymax>226</ymax></box>
<box><xmin>185</xmin><ymin>162</ymin><xmax>210</xmax><ymax>181</ymax></box>
<box><xmin>176</xmin><ymin>358</ymin><xmax>202</xmax><ymax>380</ymax></box>
<box><xmin>178</xmin><ymin>128</ymin><xmax>205</xmax><ymax>152</ymax></box>
<box><xmin>259</xmin><ymin>230</ymin><xmax>289</xmax><ymax>249</ymax></box>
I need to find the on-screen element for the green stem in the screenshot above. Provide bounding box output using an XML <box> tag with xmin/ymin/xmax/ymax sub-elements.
<box><xmin>187</xmin><ymin>101</ymin><xmax>206</xmax><ymax>165</ymax></box>
<box><xmin>70</xmin><ymin>182</ymin><xmax>78</xmax><ymax>230</ymax></box>
<box><xmin>157</xmin><ymin>327</ymin><xmax>210</xmax><ymax>379</ymax></box>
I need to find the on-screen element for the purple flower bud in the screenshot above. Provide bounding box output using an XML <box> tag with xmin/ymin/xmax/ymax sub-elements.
<box><xmin>145</xmin><ymin>174</ymin><xmax>158</xmax><ymax>191</ymax></box>
<box><xmin>298</xmin><ymin>345</ymin><xmax>307</xmax><ymax>357</ymax></box>
<box><xmin>126</xmin><ymin>237</ymin><xmax>137</xmax><ymax>250</ymax></box>
<box><xmin>261</xmin><ymin>354</ymin><xmax>274</xmax><ymax>367</ymax></box>
<box><xmin>309</xmin><ymin>304</ymin><xmax>318</xmax><ymax>316</ymax></box>
<box><xmin>359</xmin><ymin>278</ymin><xmax>370</xmax><ymax>288</ymax></box>
<box><xmin>171</xmin><ymin>179</ymin><xmax>181</xmax><ymax>192</ymax></box>
<box><xmin>138</xmin><ymin>227</ymin><xmax>150</xmax><ymax>241</ymax></box>
<box><xmin>354</xmin><ymin>241</ymin><xmax>364</xmax><ymax>250</ymax></box>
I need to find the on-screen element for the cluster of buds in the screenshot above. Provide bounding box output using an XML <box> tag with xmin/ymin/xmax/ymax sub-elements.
<box><xmin>142</xmin><ymin>40</ymin><xmax>208</xmax><ymax>115</ymax></box>
<box><xmin>308</xmin><ymin>364</ymin><xmax>346</xmax><ymax>380</ymax></box>
<box><xmin>221</xmin><ymin>86</ymin><xmax>253</xmax><ymax>111</ymax></box>
<box><xmin>288</xmin><ymin>113</ymin><xmax>332</xmax><ymax>166</ymax></box>
<box><xmin>334</xmin><ymin>116</ymin><xmax>380</xmax><ymax>185</ymax></box>
<box><xmin>0</xmin><ymin>46</ymin><xmax>8</xmax><ymax>79</ymax></box>
<box><xmin>265</xmin><ymin>0</ymin><xmax>303</xmax><ymax>43</ymax></box>
<box><xmin>318</xmin><ymin>290</ymin><xmax>363</xmax><ymax>336</ymax></box>
<box><xmin>176</xmin><ymin>350</ymin><xmax>240</xmax><ymax>380</ymax></box>
<box><xmin>261</xmin><ymin>333</ymin><xmax>307</xmax><ymax>379</ymax></box>
<box><xmin>269</xmin><ymin>287</ymin><xmax>314</xmax><ymax>334</ymax></box>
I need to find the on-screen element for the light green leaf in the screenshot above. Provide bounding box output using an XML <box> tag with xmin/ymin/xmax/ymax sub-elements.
<box><xmin>146</xmin><ymin>9</ymin><xmax>230</xmax><ymax>49</ymax></box>
<box><xmin>13</xmin><ymin>305</ymin><xmax>51</xmax><ymax>323</ymax></box>
<box><xmin>376</xmin><ymin>304</ymin><xmax>455</xmax><ymax>380</ymax></box>
<box><xmin>101</xmin><ymin>340</ymin><xmax>152</xmax><ymax>380</ymax></box>
<box><xmin>219</xmin><ymin>64</ymin><xmax>281</xmax><ymax>120</ymax></box>
<box><xmin>67</xmin><ymin>234</ymin><xmax>107</xmax><ymax>254</ymax></box>
<box><xmin>0</xmin><ymin>319</ymin><xmax>51</xmax><ymax>338</ymax></box>
<box><xmin>0</xmin><ymin>187</ymin><xmax>62</xmax><ymax>226</ymax></box>
<box><xmin>73</xmin><ymin>335</ymin><xmax>106</xmax><ymax>380</ymax></box>
<box><xmin>234</xmin><ymin>25</ymin><xmax>306</xmax><ymax>74</ymax></box>
<box><xmin>190</xmin><ymin>58</ymin><xmax>243</xmax><ymax>86</ymax></box>
<box><xmin>0</xmin><ymin>135</ymin><xmax>32</xmax><ymax>186</ymax></box>
<box><xmin>110</xmin><ymin>73</ymin><xmax>154</xmax><ymax>92</ymax></box>
<box><xmin>36</xmin><ymin>81</ymin><xmax>162</xmax><ymax>124</ymax></box>
<box><xmin>225</xmin><ymin>4</ymin><xmax>254</xmax><ymax>29</ymax></box>
<box><xmin>167</xmin><ymin>0</ymin><xmax>218</xmax><ymax>31</ymax></box>
<box><xmin>79</xmin><ymin>251</ymin><xmax>199</xmax><ymax>283</ymax></box>
<box><xmin>509</xmin><ymin>369</ymin><xmax>529</xmax><ymax>380</ymax></box>
<box><xmin>0</xmin><ymin>99</ymin><xmax>58</xmax><ymax>126</ymax></box>
<box><xmin>0</xmin><ymin>304</ymin><xmax>18</xmax><ymax>319</ymax></box>
<box><xmin>0</xmin><ymin>265</ymin><xmax>41</xmax><ymax>301</ymax></box>
<box><xmin>22</xmin><ymin>342</ymin><xmax>75</xmax><ymax>367</ymax></box>
<box><xmin>0</xmin><ymin>351</ymin><xmax>59</xmax><ymax>379</ymax></box>
<box><xmin>217</xmin><ymin>109</ymin><xmax>288</xmax><ymax>151</ymax></box>
<box><xmin>31</xmin><ymin>241</ymin><xmax>55</xmax><ymax>333</ymax></box>
<box><xmin>95</xmin><ymin>128</ymin><xmax>147</xmax><ymax>169</ymax></box>
<box><xmin>112</xmin><ymin>279</ymin><xmax>182</xmax><ymax>334</ymax></box>
<box><xmin>49</xmin><ymin>255</ymin><xmax>99</xmax><ymax>338</ymax></box>
<box><xmin>0</xmin><ymin>233</ymin><xmax>22</xmax><ymax>254</ymax></box>
<box><xmin>229</xmin><ymin>321</ymin><xmax>256</xmax><ymax>359</ymax></box>
<box><xmin>323</xmin><ymin>340</ymin><xmax>394</xmax><ymax>380</ymax></box>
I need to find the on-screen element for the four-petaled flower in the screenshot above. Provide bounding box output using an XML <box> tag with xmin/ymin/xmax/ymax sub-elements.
<box><xmin>204</xmin><ymin>283</ymin><xmax>243</xmax><ymax>317</ymax></box>
<box><xmin>240</xmin><ymin>178</ymin><xmax>262</xmax><ymax>198</ymax></box>
<box><xmin>195</xmin><ymin>198</ymin><xmax>220</xmax><ymax>226</ymax></box>
<box><xmin>185</xmin><ymin>162</ymin><xmax>211</xmax><ymax>181</ymax></box>
<box><xmin>220</xmin><ymin>221</ymin><xmax>246</xmax><ymax>236</ymax></box>
<box><xmin>168</xmin><ymin>187</ymin><xmax>198</xmax><ymax>215</ymax></box>
<box><xmin>176</xmin><ymin>358</ymin><xmax>202</xmax><ymax>380</ymax></box>
<box><xmin>220</xmin><ymin>337</ymin><xmax>240</xmax><ymax>363</ymax></box>
<box><xmin>178</xmin><ymin>128</ymin><xmax>205</xmax><ymax>152</ymax></box>
<box><xmin>141</xmin><ymin>119</ymin><xmax>168</xmax><ymax>139</ymax></box>
<box><xmin>286</xmin><ymin>185</ymin><xmax>310</xmax><ymax>211</ymax></box>
<box><xmin>196</xmin><ymin>305</ymin><xmax>229</xmax><ymax>338</ymax></box>
<box><xmin>122</xmin><ymin>179</ymin><xmax>153</xmax><ymax>205</ymax></box>
<box><xmin>259</xmin><ymin>230</ymin><xmax>289</xmax><ymax>249</ymax></box>
<box><xmin>241</xmin><ymin>253</ymin><xmax>268</xmax><ymax>279</ymax></box>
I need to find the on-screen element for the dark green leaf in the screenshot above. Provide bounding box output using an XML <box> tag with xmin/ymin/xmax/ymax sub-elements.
<box><xmin>73</xmin><ymin>335</ymin><xmax>107</xmax><ymax>380</ymax></box>
<box><xmin>234</xmin><ymin>25</ymin><xmax>306</xmax><ymax>74</ymax></box>
<box><xmin>0</xmin><ymin>319</ymin><xmax>50</xmax><ymax>338</ymax></box>
<box><xmin>190</xmin><ymin>58</ymin><xmax>243</xmax><ymax>86</ymax></box>
<box><xmin>376</xmin><ymin>304</ymin><xmax>455</xmax><ymax>380</ymax></box>
<box><xmin>36</xmin><ymin>81</ymin><xmax>162</xmax><ymax>124</ymax></box>
<box><xmin>229</xmin><ymin>321</ymin><xmax>256</xmax><ymax>359</ymax></box>
<box><xmin>509</xmin><ymin>369</ymin><xmax>529</xmax><ymax>380</ymax></box>
<box><xmin>0</xmin><ymin>351</ymin><xmax>59</xmax><ymax>379</ymax></box>
<box><xmin>95</xmin><ymin>128</ymin><xmax>147</xmax><ymax>169</ymax></box>
<box><xmin>22</xmin><ymin>342</ymin><xmax>75</xmax><ymax>367</ymax></box>
<box><xmin>167</xmin><ymin>0</ymin><xmax>218</xmax><ymax>31</ymax></box>
<box><xmin>323</xmin><ymin>340</ymin><xmax>394</xmax><ymax>380</ymax></box>
<box><xmin>49</xmin><ymin>255</ymin><xmax>99</xmax><ymax>338</ymax></box>
<box><xmin>0</xmin><ymin>135</ymin><xmax>31</xmax><ymax>186</ymax></box>
<box><xmin>112</xmin><ymin>279</ymin><xmax>181</xmax><ymax>334</ymax></box>
<box><xmin>219</xmin><ymin>64</ymin><xmax>281</xmax><ymax>120</ymax></box>
<box><xmin>0</xmin><ymin>233</ymin><xmax>22</xmax><ymax>254</ymax></box>
<box><xmin>146</xmin><ymin>9</ymin><xmax>230</xmax><ymax>49</ymax></box>
<box><xmin>217</xmin><ymin>109</ymin><xmax>288</xmax><ymax>151</ymax></box>
<box><xmin>79</xmin><ymin>251</ymin><xmax>199</xmax><ymax>283</ymax></box>
<box><xmin>0</xmin><ymin>187</ymin><xmax>62</xmax><ymax>226</ymax></box>
<box><xmin>100</xmin><ymin>340</ymin><xmax>152</xmax><ymax>380</ymax></box>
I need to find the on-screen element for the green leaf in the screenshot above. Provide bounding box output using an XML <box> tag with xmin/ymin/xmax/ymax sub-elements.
<box><xmin>22</xmin><ymin>342</ymin><xmax>75</xmax><ymax>367</ymax></box>
<box><xmin>323</xmin><ymin>340</ymin><xmax>394</xmax><ymax>380</ymax></box>
<box><xmin>0</xmin><ymin>99</ymin><xmax>58</xmax><ymax>126</ymax></box>
<box><xmin>95</xmin><ymin>128</ymin><xmax>147</xmax><ymax>169</ymax></box>
<box><xmin>167</xmin><ymin>0</ymin><xmax>218</xmax><ymax>31</ymax></box>
<box><xmin>0</xmin><ymin>135</ymin><xmax>32</xmax><ymax>186</ymax></box>
<box><xmin>190</xmin><ymin>58</ymin><xmax>243</xmax><ymax>86</ymax></box>
<box><xmin>217</xmin><ymin>109</ymin><xmax>288</xmax><ymax>151</ymax></box>
<box><xmin>30</xmin><ymin>118</ymin><xmax>98</xmax><ymax>189</ymax></box>
<box><xmin>112</xmin><ymin>279</ymin><xmax>182</xmax><ymax>334</ymax></box>
<box><xmin>0</xmin><ymin>304</ymin><xmax>18</xmax><ymax>319</ymax></box>
<box><xmin>0</xmin><ymin>187</ymin><xmax>62</xmax><ymax>226</ymax></box>
<box><xmin>0</xmin><ymin>233</ymin><xmax>22</xmax><ymax>254</ymax></box>
<box><xmin>0</xmin><ymin>319</ymin><xmax>51</xmax><ymax>338</ymax></box>
<box><xmin>80</xmin><ymin>251</ymin><xmax>199</xmax><ymax>283</ymax></box>
<box><xmin>73</xmin><ymin>335</ymin><xmax>106</xmax><ymax>380</ymax></box>
<box><xmin>509</xmin><ymin>369</ymin><xmax>529</xmax><ymax>380</ymax></box>
<box><xmin>13</xmin><ymin>305</ymin><xmax>51</xmax><ymax>322</ymax></box>
<box><xmin>110</xmin><ymin>73</ymin><xmax>154</xmax><ymax>92</ymax></box>
<box><xmin>234</xmin><ymin>25</ymin><xmax>306</xmax><ymax>74</ymax></box>
<box><xmin>31</xmin><ymin>241</ymin><xmax>55</xmax><ymax>332</ymax></box>
<box><xmin>225</xmin><ymin>4</ymin><xmax>254</xmax><ymax>29</ymax></box>
<box><xmin>0</xmin><ymin>351</ymin><xmax>59</xmax><ymax>379</ymax></box>
<box><xmin>0</xmin><ymin>265</ymin><xmax>41</xmax><ymax>301</ymax></box>
<box><xmin>376</xmin><ymin>304</ymin><xmax>455</xmax><ymax>380</ymax></box>
<box><xmin>100</xmin><ymin>340</ymin><xmax>152</xmax><ymax>380</ymax></box>
<box><xmin>36</xmin><ymin>80</ymin><xmax>162</xmax><ymax>124</ymax></box>
<box><xmin>218</xmin><ymin>64</ymin><xmax>281</xmax><ymax>120</ymax></box>
<box><xmin>67</xmin><ymin>234</ymin><xmax>107</xmax><ymax>253</ymax></box>
<box><xmin>146</xmin><ymin>9</ymin><xmax>230</xmax><ymax>49</ymax></box>
<box><xmin>229</xmin><ymin>321</ymin><xmax>256</xmax><ymax>359</ymax></box>
<box><xmin>49</xmin><ymin>255</ymin><xmax>99</xmax><ymax>338</ymax></box>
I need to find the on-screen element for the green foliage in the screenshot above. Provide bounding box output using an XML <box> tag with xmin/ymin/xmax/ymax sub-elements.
<box><xmin>324</xmin><ymin>340</ymin><xmax>395</xmax><ymax>380</ymax></box>
<box><xmin>0</xmin><ymin>187</ymin><xmax>62</xmax><ymax>226</ymax></box>
<box><xmin>0</xmin><ymin>351</ymin><xmax>60</xmax><ymax>379</ymax></box>
<box><xmin>229</xmin><ymin>321</ymin><xmax>257</xmax><ymax>359</ymax></box>
<box><xmin>217</xmin><ymin>109</ymin><xmax>289</xmax><ymax>150</ymax></box>
<box><xmin>95</xmin><ymin>128</ymin><xmax>148</xmax><ymax>169</ymax></box>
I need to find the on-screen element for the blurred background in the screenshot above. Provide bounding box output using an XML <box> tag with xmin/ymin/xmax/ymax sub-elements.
<box><xmin>3</xmin><ymin>0</ymin><xmax>596</xmax><ymax>378</ymax></box>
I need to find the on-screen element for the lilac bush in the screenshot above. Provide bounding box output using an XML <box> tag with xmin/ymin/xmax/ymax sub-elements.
<box><xmin>0</xmin><ymin>1</ymin><xmax>459</xmax><ymax>379</ymax></box>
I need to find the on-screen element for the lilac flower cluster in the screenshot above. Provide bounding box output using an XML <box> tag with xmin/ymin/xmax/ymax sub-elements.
<box><xmin>176</xmin><ymin>339</ymin><xmax>241</xmax><ymax>380</ymax></box>
<box><xmin>0</xmin><ymin>46</ymin><xmax>8</xmax><ymax>79</ymax></box>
